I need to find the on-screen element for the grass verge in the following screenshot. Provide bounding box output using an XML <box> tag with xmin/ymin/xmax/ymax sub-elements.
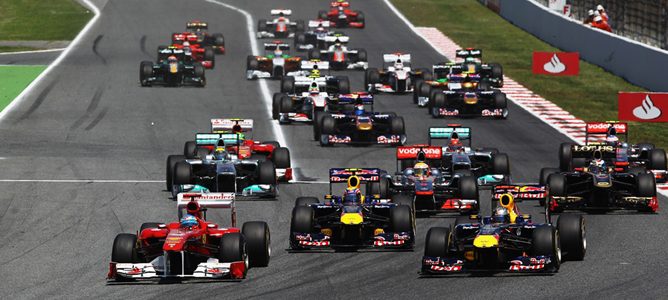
<box><xmin>0</xmin><ymin>66</ymin><xmax>47</xmax><ymax>111</ymax></box>
<box><xmin>392</xmin><ymin>0</ymin><xmax>666</xmax><ymax>149</ymax></box>
<box><xmin>0</xmin><ymin>0</ymin><xmax>91</xmax><ymax>40</ymax></box>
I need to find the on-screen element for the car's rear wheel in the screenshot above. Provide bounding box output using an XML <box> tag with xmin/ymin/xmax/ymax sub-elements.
<box><xmin>390</xmin><ymin>117</ymin><xmax>405</xmax><ymax>135</ymax></box>
<box><xmin>548</xmin><ymin>174</ymin><xmax>567</xmax><ymax>197</ymax></box>
<box><xmin>391</xmin><ymin>193</ymin><xmax>414</xmax><ymax>212</ymax></box>
<box><xmin>272</xmin><ymin>93</ymin><xmax>285</xmax><ymax>119</ymax></box>
<box><xmin>139</xmin><ymin>61</ymin><xmax>153</xmax><ymax>86</ymax></box>
<box><xmin>559</xmin><ymin>143</ymin><xmax>573</xmax><ymax>171</ymax></box>
<box><xmin>166</xmin><ymin>155</ymin><xmax>185</xmax><ymax>191</ymax></box>
<box><xmin>337</xmin><ymin>76</ymin><xmax>351</xmax><ymax>94</ymax></box>
<box><xmin>174</xmin><ymin>162</ymin><xmax>193</xmax><ymax>185</ymax></box>
<box><xmin>281</xmin><ymin>76</ymin><xmax>295</xmax><ymax>93</ymax></box>
<box><xmin>368</xmin><ymin>178</ymin><xmax>391</xmax><ymax>199</ymax></box>
<box><xmin>272</xmin><ymin>147</ymin><xmax>291</xmax><ymax>168</ymax></box>
<box><xmin>649</xmin><ymin>149</ymin><xmax>667</xmax><ymax>170</ymax></box>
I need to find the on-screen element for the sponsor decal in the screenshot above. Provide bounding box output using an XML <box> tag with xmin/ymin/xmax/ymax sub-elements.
<box><xmin>328</xmin><ymin>135</ymin><xmax>352</xmax><ymax>143</ymax></box>
<box><xmin>377</xmin><ymin>135</ymin><xmax>400</xmax><ymax>144</ymax></box>
<box><xmin>438</xmin><ymin>108</ymin><xmax>460</xmax><ymax>116</ymax></box>
<box><xmin>397</xmin><ymin>146</ymin><xmax>442</xmax><ymax>159</ymax></box>
<box><xmin>573</xmin><ymin>145</ymin><xmax>614</xmax><ymax>152</ymax></box>
<box><xmin>532</xmin><ymin>52</ymin><xmax>579</xmax><ymax>75</ymax></box>
<box><xmin>585</xmin><ymin>122</ymin><xmax>627</xmax><ymax>134</ymax></box>
<box><xmin>481</xmin><ymin>109</ymin><xmax>504</xmax><ymax>117</ymax></box>
<box><xmin>618</xmin><ymin>93</ymin><xmax>668</xmax><ymax>122</ymax></box>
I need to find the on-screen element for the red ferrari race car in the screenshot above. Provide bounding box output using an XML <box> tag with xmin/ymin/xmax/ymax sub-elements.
<box><xmin>108</xmin><ymin>193</ymin><xmax>270</xmax><ymax>281</ymax></box>
<box><xmin>170</xmin><ymin>33</ymin><xmax>216</xmax><ymax>69</ymax></box>
<box><xmin>318</xmin><ymin>0</ymin><xmax>365</xmax><ymax>28</ymax></box>
<box><xmin>181</xmin><ymin>21</ymin><xmax>226</xmax><ymax>54</ymax></box>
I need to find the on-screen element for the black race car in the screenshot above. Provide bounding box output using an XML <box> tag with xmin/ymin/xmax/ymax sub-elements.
<box><xmin>139</xmin><ymin>47</ymin><xmax>205</xmax><ymax>87</ymax></box>
<box><xmin>429</xmin><ymin>85</ymin><xmax>507</xmax><ymax>118</ymax></box>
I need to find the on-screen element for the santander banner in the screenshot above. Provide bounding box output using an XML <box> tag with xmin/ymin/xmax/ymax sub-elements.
<box><xmin>618</xmin><ymin>92</ymin><xmax>668</xmax><ymax>122</ymax></box>
<box><xmin>532</xmin><ymin>52</ymin><xmax>579</xmax><ymax>76</ymax></box>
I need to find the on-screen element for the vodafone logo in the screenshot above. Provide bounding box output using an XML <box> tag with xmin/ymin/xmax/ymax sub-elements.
<box><xmin>543</xmin><ymin>54</ymin><xmax>566</xmax><ymax>74</ymax></box>
<box><xmin>585</xmin><ymin>122</ymin><xmax>627</xmax><ymax>134</ymax></box>
<box><xmin>397</xmin><ymin>147</ymin><xmax>440</xmax><ymax>155</ymax></box>
<box><xmin>633</xmin><ymin>95</ymin><xmax>662</xmax><ymax>120</ymax></box>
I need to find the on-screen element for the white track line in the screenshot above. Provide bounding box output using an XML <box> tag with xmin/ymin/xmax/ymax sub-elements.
<box><xmin>0</xmin><ymin>0</ymin><xmax>100</xmax><ymax>122</ymax></box>
<box><xmin>0</xmin><ymin>179</ymin><xmax>163</xmax><ymax>183</ymax></box>
<box><xmin>0</xmin><ymin>48</ymin><xmax>66</xmax><ymax>56</ymax></box>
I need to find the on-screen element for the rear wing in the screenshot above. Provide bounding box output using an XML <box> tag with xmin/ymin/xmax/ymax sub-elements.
<box><xmin>320</xmin><ymin>35</ymin><xmax>349</xmax><ymax>44</ymax></box>
<box><xmin>309</xmin><ymin>20</ymin><xmax>331</xmax><ymax>28</ymax></box>
<box><xmin>264</xmin><ymin>42</ymin><xmax>290</xmax><ymax>52</ymax></box>
<box><xmin>196</xmin><ymin>133</ymin><xmax>242</xmax><ymax>146</ymax></box>
<box><xmin>329</xmin><ymin>168</ymin><xmax>381</xmax><ymax>183</ymax></box>
<box><xmin>177</xmin><ymin>192</ymin><xmax>236</xmax><ymax>226</ymax></box>
<box><xmin>158</xmin><ymin>47</ymin><xmax>185</xmax><ymax>60</ymax></box>
<box><xmin>585</xmin><ymin>122</ymin><xmax>628</xmax><ymax>144</ymax></box>
<box><xmin>330</xmin><ymin>1</ymin><xmax>350</xmax><ymax>7</ymax></box>
<box><xmin>337</xmin><ymin>92</ymin><xmax>372</xmax><ymax>105</ymax></box>
<box><xmin>186</xmin><ymin>21</ymin><xmax>208</xmax><ymax>30</ymax></box>
<box><xmin>300</xmin><ymin>60</ymin><xmax>329</xmax><ymax>70</ymax></box>
<box><xmin>455</xmin><ymin>48</ymin><xmax>482</xmax><ymax>58</ymax></box>
<box><xmin>210</xmin><ymin>118</ymin><xmax>253</xmax><ymax>133</ymax></box>
<box><xmin>396</xmin><ymin>146</ymin><xmax>442</xmax><ymax>160</ymax></box>
<box><xmin>492</xmin><ymin>185</ymin><xmax>545</xmax><ymax>202</ymax></box>
<box><xmin>571</xmin><ymin>144</ymin><xmax>616</xmax><ymax>160</ymax></box>
<box><xmin>271</xmin><ymin>9</ymin><xmax>292</xmax><ymax>16</ymax></box>
<box><xmin>428</xmin><ymin>125</ymin><xmax>471</xmax><ymax>146</ymax></box>
<box><xmin>383</xmin><ymin>53</ymin><xmax>411</xmax><ymax>64</ymax></box>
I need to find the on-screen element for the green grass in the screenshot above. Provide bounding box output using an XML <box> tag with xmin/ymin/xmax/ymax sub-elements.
<box><xmin>0</xmin><ymin>65</ymin><xmax>47</xmax><ymax>110</ymax></box>
<box><xmin>0</xmin><ymin>0</ymin><xmax>91</xmax><ymax>40</ymax></box>
<box><xmin>392</xmin><ymin>0</ymin><xmax>666</xmax><ymax>149</ymax></box>
<box><xmin>0</xmin><ymin>46</ymin><xmax>40</xmax><ymax>53</ymax></box>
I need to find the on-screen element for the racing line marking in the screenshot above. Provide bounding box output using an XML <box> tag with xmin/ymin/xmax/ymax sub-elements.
<box><xmin>0</xmin><ymin>0</ymin><xmax>101</xmax><ymax>122</ymax></box>
<box><xmin>382</xmin><ymin>0</ymin><xmax>668</xmax><ymax>195</ymax></box>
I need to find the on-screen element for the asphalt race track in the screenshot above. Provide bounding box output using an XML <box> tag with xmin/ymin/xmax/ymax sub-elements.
<box><xmin>0</xmin><ymin>0</ymin><xmax>666</xmax><ymax>298</ymax></box>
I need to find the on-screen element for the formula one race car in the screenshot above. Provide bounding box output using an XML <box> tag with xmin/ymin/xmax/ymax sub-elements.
<box><xmin>428</xmin><ymin>82</ymin><xmax>508</xmax><ymax>118</ymax></box>
<box><xmin>308</xmin><ymin>38</ymin><xmax>367</xmax><ymax>70</ymax></box>
<box><xmin>294</xmin><ymin>20</ymin><xmax>346</xmax><ymax>51</ymax></box>
<box><xmin>166</xmin><ymin>119</ymin><xmax>292</xmax><ymax>198</ymax></box>
<box><xmin>414</xmin><ymin>67</ymin><xmax>494</xmax><ymax>107</ymax></box>
<box><xmin>140</xmin><ymin>47</ymin><xmax>205</xmax><ymax>87</ymax></box>
<box><xmin>246</xmin><ymin>41</ymin><xmax>303</xmax><ymax>79</ymax></box>
<box><xmin>445</xmin><ymin>49</ymin><xmax>503</xmax><ymax>87</ymax></box>
<box><xmin>289</xmin><ymin>168</ymin><xmax>414</xmax><ymax>251</ymax></box>
<box><xmin>428</xmin><ymin>125</ymin><xmax>511</xmax><ymax>186</ymax></box>
<box><xmin>315</xmin><ymin>97</ymin><xmax>406</xmax><ymax>146</ymax></box>
<box><xmin>278</xmin><ymin>60</ymin><xmax>351</xmax><ymax>95</ymax></box>
<box><xmin>178</xmin><ymin>21</ymin><xmax>226</xmax><ymax>54</ymax></box>
<box><xmin>422</xmin><ymin>190</ymin><xmax>586</xmax><ymax>275</ymax></box>
<box><xmin>164</xmin><ymin>40</ymin><xmax>215</xmax><ymax>69</ymax></box>
<box><xmin>108</xmin><ymin>193</ymin><xmax>270</xmax><ymax>281</ymax></box>
<box><xmin>365</xmin><ymin>53</ymin><xmax>432</xmax><ymax>93</ymax></box>
<box><xmin>257</xmin><ymin>9</ymin><xmax>305</xmax><ymax>38</ymax></box>
<box><xmin>387</xmin><ymin>146</ymin><xmax>480</xmax><ymax>216</ymax></box>
<box><xmin>541</xmin><ymin>144</ymin><xmax>658</xmax><ymax>213</ymax></box>
<box><xmin>556</xmin><ymin>122</ymin><xmax>667</xmax><ymax>183</ymax></box>
<box><xmin>318</xmin><ymin>0</ymin><xmax>365</xmax><ymax>28</ymax></box>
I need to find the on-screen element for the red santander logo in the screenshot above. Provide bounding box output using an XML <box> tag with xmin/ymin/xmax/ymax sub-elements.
<box><xmin>532</xmin><ymin>52</ymin><xmax>579</xmax><ymax>76</ymax></box>
<box><xmin>618</xmin><ymin>92</ymin><xmax>668</xmax><ymax>122</ymax></box>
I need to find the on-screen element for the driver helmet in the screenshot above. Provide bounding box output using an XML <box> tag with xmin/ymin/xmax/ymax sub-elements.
<box><xmin>343</xmin><ymin>188</ymin><xmax>362</xmax><ymax>204</ymax></box>
<box><xmin>493</xmin><ymin>206</ymin><xmax>510</xmax><ymax>223</ymax></box>
<box><xmin>394</xmin><ymin>59</ymin><xmax>404</xmax><ymax>69</ymax></box>
<box><xmin>232</xmin><ymin>124</ymin><xmax>242</xmax><ymax>134</ymax></box>
<box><xmin>449</xmin><ymin>132</ymin><xmax>463</xmax><ymax>148</ymax></box>
<box><xmin>167</xmin><ymin>55</ymin><xmax>178</xmax><ymax>62</ymax></box>
<box><xmin>273</xmin><ymin>48</ymin><xmax>283</xmax><ymax>56</ymax></box>
<box><xmin>605</xmin><ymin>134</ymin><xmax>619</xmax><ymax>145</ymax></box>
<box><xmin>213</xmin><ymin>147</ymin><xmax>227</xmax><ymax>160</ymax></box>
<box><xmin>592</xmin><ymin>158</ymin><xmax>606</xmax><ymax>168</ymax></box>
<box><xmin>309</xmin><ymin>82</ymin><xmax>320</xmax><ymax>94</ymax></box>
<box><xmin>183</xmin><ymin>41</ymin><xmax>190</xmax><ymax>47</ymax></box>
<box><xmin>180</xmin><ymin>214</ymin><xmax>198</xmax><ymax>228</ymax></box>
<box><xmin>462</xmin><ymin>82</ymin><xmax>475</xmax><ymax>89</ymax></box>
<box><xmin>413</xmin><ymin>162</ymin><xmax>430</xmax><ymax>177</ymax></box>
<box><xmin>354</xmin><ymin>104</ymin><xmax>365</xmax><ymax>116</ymax></box>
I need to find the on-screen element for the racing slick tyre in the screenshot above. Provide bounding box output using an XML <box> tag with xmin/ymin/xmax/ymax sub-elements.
<box><xmin>390</xmin><ymin>116</ymin><xmax>405</xmax><ymax>135</ymax></box>
<box><xmin>559</xmin><ymin>143</ymin><xmax>573</xmax><ymax>171</ymax></box>
<box><xmin>413</xmin><ymin>80</ymin><xmax>423</xmax><ymax>104</ymax></box>
<box><xmin>369</xmin><ymin>178</ymin><xmax>391</xmax><ymax>199</ymax></box>
<box><xmin>539</xmin><ymin>168</ymin><xmax>560</xmax><ymax>206</ymax></box>
<box><xmin>649</xmin><ymin>149</ymin><xmax>667</xmax><ymax>170</ymax></box>
<box><xmin>417</xmin><ymin>68</ymin><xmax>433</xmax><ymax>81</ymax></box>
<box><xmin>295</xmin><ymin>197</ymin><xmax>319</xmax><ymax>206</ymax></box>
<box><xmin>313</xmin><ymin>111</ymin><xmax>326</xmax><ymax>141</ymax></box>
<box><xmin>183</xmin><ymin>141</ymin><xmax>197</xmax><ymax>158</ymax></box>
<box><xmin>247</xmin><ymin>55</ymin><xmax>259</xmax><ymax>70</ymax></box>
<box><xmin>272</xmin><ymin>93</ymin><xmax>285</xmax><ymax>119</ymax></box>
<box><xmin>204</xmin><ymin>47</ymin><xmax>215</xmax><ymax>63</ymax></box>
<box><xmin>364</xmin><ymin>68</ymin><xmax>380</xmax><ymax>89</ymax></box>
<box><xmin>242</xmin><ymin>221</ymin><xmax>271</xmax><ymax>268</ymax></box>
<box><xmin>547</xmin><ymin>174</ymin><xmax>567</xmax><ymax>197</ymax></box>
<box><xmin>296</xmin><ymin>20</ymin><xmax>305</xmax><ymax>32</ymax></box>
<box><xmin>356</xmin><ymin>11</ymin><xmax>365</xmax><ymax>28</ymax></box>
<box><xmin>636</xmin><ymin>173</ymin><xmax>657</xmax><ymax>197</ymax></box>
<box><xmin>390</xmin><ymin>205</ymin><xmax>413</xmax><ymax>234</ymax></box>
<box><xmin>291</xmin><ymin>206</ymin><xmax>314</xmax><ymax>234</ymax></box>
<box><xmin>318</xmin><ymin>10</ymin><xmax>328</xmax><ymax>20</ymax></box>
<box><xmin>336</xmin><ymin>76</ymin><xmax>351</xmax><ymax>94</ymax></box>
<box><xmin>459</xmin><ymin>175</ymin><xmax>479</xmax><ymax>200</ymax></box>
<box><xmin>174</xmin><ymin>161</ymin><xmax>193</xmax><ymax>185</ymax></box>
<box><xmin>139</xmin><ymin>61</ymin><xmax>153</xmax><ymax>87</ymax></box>
<box><xmin>213</xmin><ymin>33</ymin><xmax>225</xmax><ymax>48</ymax></box>
<box><xmin>431</xmin><ymin>93</ymin><xmax>447</xmax><ymax>118</ymax></box>
<box><xmin>321</xmin><ymin>116</ymin><xmax>337</xmax><ymax>135</ymax></box>
<box><xmin>356</xmin><ymin>48</ymin><xmax>367</xmax><ymax>62</ymax></box>
<box><xmin>494</xmin><ymin>92</ymin><xmax>508</xmax><ymax>109</ymax></box>
<box><xmin>391</xmin><ymin>193</ymin><xmax>414</xmax><ymax>212</ymax></box>
<box><xmin>424</xmin><ymin>227</ymin><xmax>449</xmax><ymax>258</ymax></box>
<box><xmin>490</xmin><ymin>63</ymin><xmax>503</xmax><ymax>78</ymax></box>
<box><xmin>557</xmin><ymin>214</ymin><xmax>586</xmax><ymax>261</ymax></box>
<box><xmin>478</xmin><ymin>81</ymin><xmax>491</xmax><ymax>91</ymax></box>
<box><xmin>279</xmin><ymin>94</ymin><xmax>293</xmax><ymax>114</ymax></box>
<box><xmin>219</xmin><ymin>233</ymin><xmax>247</xmax><ymax>276</ymax></box>
<box><xmin>308</xmin><ymin>49</ymin><xmax>321</xmax><ymax>60</ymax></box>
<box><xmin>112</xmin><ymin>233</ymin><xmax>139</xmax><ymax>264</ymax></box>
<box><xmin>166</xmin><ymin>155</ymin><xmax>186</xmax><ymax>191</ymax></box>
<box><xmin>532</xmin><ymin>226</ymin><xmax>561</xmax><ymax>271</ymax></box>
<box><xmin>272</xmin><ymin>147</ymin><xmax>291</xmax><ymax>168</ymax></box>
<box><xmin>258</xmin><ymin>161</ymin><xmax>277</xmax><ymax>185</ymax></box>
<box><xmin>417</xmin><ymin>80</ymin><xmax>432</xmax><ymax>105</ymax></box>
<box><xmin>257</xmin><ymin>19</ymin><xmax>267</xmax><ymax>32</ymax></box>
<box><xmin>295</xmin><ymin>33</ymin><xmax>306</xmax><ymax>49</ymax></box>
<box><xmin>281</xmin><ymin>76</ymin><xmax>295</xmax><ymax>94</ymax></box>
<box><xmin>492</xmin><ymin>153</ymin><xmax>510</xmax><ymax>175</ymax></box>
